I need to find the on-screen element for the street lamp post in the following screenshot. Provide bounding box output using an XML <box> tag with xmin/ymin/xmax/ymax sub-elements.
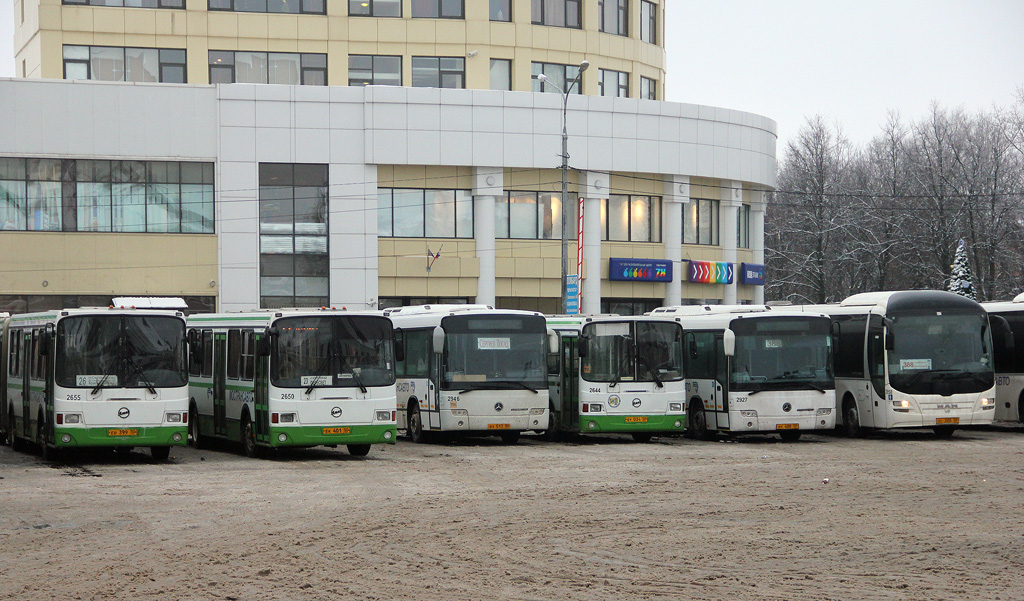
<box><xmin>537</xmin><ymin>60</ymin><xmax>589</xmax><ymax>315</ymax></box>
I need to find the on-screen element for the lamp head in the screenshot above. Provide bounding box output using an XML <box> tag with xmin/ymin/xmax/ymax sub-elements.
<box><xmin>536</xmin><ymin>73</ymin><xmax>549</xmax><ymax>83</ymax></box>
<box><xmin>579</xmin><ymin>60</ymin><xmax>590</xmax><ymax>72</ymax></box>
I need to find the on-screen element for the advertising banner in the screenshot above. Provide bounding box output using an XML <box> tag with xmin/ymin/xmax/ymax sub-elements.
<box><xmin>609</xmin><ymin>258</ymin><xmax>673</xmax><ymax>282</ymax></box>
<box><xmin>739</xmin><ymin>263</ymin><xmax>766</xmax><ymax>286</ymax></box>
<box><xmin>688</xmin><ymin>261</ymin><xmax>734</xmax><ymax>284</ymax></box>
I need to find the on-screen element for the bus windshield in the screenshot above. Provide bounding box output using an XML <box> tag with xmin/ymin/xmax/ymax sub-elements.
<box><xmin>272</xmin><ymin>316</ymin><xmax>395</xmax><ymax>389</ymax></box>
<box><xmin>441</xmin><ymin>314</ymin><xmax>547</xmax><ymax>390</ymax></box>
<box><xmin>581</xmin><ymin>321</ymin><xmax>683</xmax><ymax>383</ymax></box>
<box><xmin>887</xmin><ymin>310</ymin><xmax>993</xmax><ymax>395</ymax></box>
<box><xmin>56</xmin><ymin>315</ymin><xmax>187</xmax><ymax>389</ymax></box>
<box><xmin>729</xmin><ymin>316</ymin><xmax>833</xmax><ymax>392</ymax></box>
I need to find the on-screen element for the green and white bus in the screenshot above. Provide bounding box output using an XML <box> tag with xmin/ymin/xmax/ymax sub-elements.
<box><xmin>385</xmin><ymin>305</ymin><xmax>550</xmax><ymax>444</ymax></box>
<box><xmin>982</xmin><ymin>295</ymin><xmax>1024</xmax><ymax>424</ymax></box>
<box><xmin>650</xmin><ymin>305</ymin><xmax>836</xmax><ymax>441</ymax></box>
<box><xmin>2</xmin><ymin>307</ymin><xmax>189</xmax><ymax>461</ymax></box>
<box><xmin>546</xmin><ymin>315</ymin><xmax>687</xmax><ymax>441</ymax></box>
<box><xmin>186</xmin><ymin>309</ymin><xmax>398</xmax><ymax>457</ymax></box>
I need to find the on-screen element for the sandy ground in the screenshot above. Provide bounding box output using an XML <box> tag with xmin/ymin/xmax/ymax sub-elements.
<box><xmin>2</xmin><ymin>426</ymin><xmax>1024</xmax><ymax>601</ymax></box>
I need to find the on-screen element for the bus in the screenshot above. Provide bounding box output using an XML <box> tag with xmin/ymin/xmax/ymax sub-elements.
<box><xmin>2</xmin><ymin>307</ymin><xmax>189</xmax><ymax>461</ymax></box>
<box><xmin>982</xmin><ymin>295</ymin><xmax>1024</xmax><ymax>424</ymax></box>
<box><xmin>385</xmin><ymin>305</ymin><xmax>550</xmax><ymax>444</ymax></box>
<box><xmin>780</xmin><ymin>290</ymin><xmax>998</xmax><ymax>437</ymax></box>
<box><xmin>649</xmin><ymin>305</ymin><xmax>836</xmax><ymax>441</ymax></box>
<box><xmin>186</xmin><ymin>309</ymin><xmax>398</xmax><ymax>458</ymax></box>
<box><xmin>546</xmin><ymin>315</ymin><xmax>687</xmax><ymax>441</ymax></box>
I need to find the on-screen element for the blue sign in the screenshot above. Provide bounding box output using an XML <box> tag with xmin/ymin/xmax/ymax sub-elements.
<box><xmin>739</xmin><ymin>262</ymin><xmax>766</xmax><ymax>286</ymax></box>
<box><xmin>566</xmin><ymin>275</ymin><xmax>579</xmax><ymax>314</ymax></box>
<box><xmin>609</xmin><ymin>258</ymin><xmax>673</xmax><ymax>282</ymax></box>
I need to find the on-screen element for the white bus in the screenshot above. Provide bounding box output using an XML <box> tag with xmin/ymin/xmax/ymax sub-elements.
<box><xmin>982</xmin><ymin>295</ymin><xmax>1024</xmax><ymax>423</ymax></box>
<box><xmin>650</xmin><ymin>305</ymin><xmax>836</xmax><ymax>441</ymax></box>
<box><xmin>781</xmin><ymin>290</ymin><xmax>998</xmax><ymax>437</ymax></box>
<box><xmin>546</xmin><ymin>315</ymin><xmax>687</xmax><ymax>441</ymax></box>
<box><xmin>385</xmin><ymin>305</ymin><xmax>550</xmax><ymax>444</ymax></box>
<box><xmin>186</xmin><ymin>309</ymin><xmax>398</xmax><ymax>458</ymax></box>
<box><xmin>2</xmin><ymin>307</ymin><xmax>189</xmax><ymax>461</ymax></box>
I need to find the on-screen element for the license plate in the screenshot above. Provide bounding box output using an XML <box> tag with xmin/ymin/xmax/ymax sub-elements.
<box><xmin>936</xmin><ymin>417</ymin><xmax>959</xmax><ymax>425</ymax></box>
<box><xmin>624</xmin><ymin>416</ymin><xmax>648</xmax><ymax>423</ymax></box>
<box><xmin>776</xmin><ymin>424</ymin><xmax>799</xmax><ymax>430</ymax></box>
<box><xmin>108</xmin><ymin>429</ymin><xmax>138</xmax><ymax>437</ymax></box>
<box><xmin>322</xmin><ymin>427</ymin><xmax>351</xmax><ymax>435</ymax></box>
<box><xmin>487</xmin><ymin>424</ymin><xmax>511</xmax><ymax>430</ymax></box>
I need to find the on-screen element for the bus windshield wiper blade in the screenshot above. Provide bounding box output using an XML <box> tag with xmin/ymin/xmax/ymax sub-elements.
<box><xmin>635</xmin><ymin>355</ymin><xmax>664</xmax><ymax>388</ymax></box>
<box><xmin>125</xmin><ymin>354</ymin><xmax>157</xmax><ymax>395</ymax></box>
<box><xmin>339</xmin><ymin>355</ymin><xmax>368</xmax><ymax>394</ymax></box>
<box><xmin>305</xmin><ymin>346</ymin><xmax>335</xmax><ymax>395</ymax></box>
<box><xmin>90</xmin><ymin>360</ymin><xmax>120</xmax><ymax>395</ymax></box>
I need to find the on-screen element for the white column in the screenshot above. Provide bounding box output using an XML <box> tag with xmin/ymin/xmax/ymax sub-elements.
<box><xmin>720</xmin><ymin>180</ymin><xmax>742</xmax><ymax>305</ymax></box>
<box><xmin>473</xmin><ymin>167</ymin><xmax>502</xmax><ymax>307</ymax></box>
<box><xmin>751</xmin><ymin>191</ymin><xmax>767</xmax><ymax>305</ymax></box>
<box><xmin>582</xmin><ymin>172</ymin><xmax>605</xmax><ymax>315</ymax></box>
<box><xmin>663</xmin><ymin>176</ymin><xmax>688</xmax><ymax>307</ymax></box>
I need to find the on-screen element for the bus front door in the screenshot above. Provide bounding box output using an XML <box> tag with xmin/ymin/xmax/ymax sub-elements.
<box><xmin>559</xmin><ymin>336</ymin><xmax>579</xmax><ymax>433</ymax></box>
<box><xmin>253</xmin><ymin>337</ymin><xmax>269</xmax><ymax>445</ymax></box>
<box><xmin>715</xmin><ymin>334</ymin><xmax>729</xmax><ymax>430</ymax></box>
<box><xmin>213</xmin><ymin>334</ymin><xmax>227</xmax><ymax>437</ymax></box>
<box><xmin>21</xmin><ymin>331</ymin><xmax>30</xmax><ymax>439</ymax></box>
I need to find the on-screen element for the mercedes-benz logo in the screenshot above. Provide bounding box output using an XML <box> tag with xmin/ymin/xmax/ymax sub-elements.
<box><xmin>494</xmin><ymin>402</ymin><xmax>504</xmax><ymax>412</ymax></box>
<box><xmin>117</xmin><ymin>407</ymin><xmax>130</xmax><ymax>419</ymax></box>
<box><xmin>331</xmin><ymin>407</ymin><xmax>342</xmax><ymax>418</ymax></box>
<box><xmin>782</xmin><ymin>402</ymin><xmax>792</xmax><ymax>412</ymax></box>
<box><xmin>631</xmin><ymin>398</ymin><xmax>641</xmax><ymax>408</ymax></box>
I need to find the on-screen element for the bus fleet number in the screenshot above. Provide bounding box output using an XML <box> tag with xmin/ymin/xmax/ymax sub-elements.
<box><xmin>996</xmin><ymin>377</ymin><xmax>1011</xmax><ymax>386</ymax></box>
<box><xmin>281</xmin><ymin>393</ymin><xmax>295</xmax><ymax>399</ymax></box>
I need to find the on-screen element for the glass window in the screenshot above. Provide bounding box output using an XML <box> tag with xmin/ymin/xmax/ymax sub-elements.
<box><xmin>532</xmin><ymin>0</ymin><xmax>580</xmax><ymax>28</ymax></box>
<box><xmin>125</xmin><ymin>48</ymin><xmax>159</xmax><ymax>83</ymax></box>
<box><xmin>738</xmin><ymin>203</ymin><xmax>751</xmax><ymax>248</ymax></box>
<box><xmin>684</xmin><ymin>198</ymin><xmax>720</xmax><ymax>246</ymax></box>
<box><xmin>489</xmin><ymin>58</ymin><xmax>511</xmax><ymax>91</ymax></box>
<box><xmin>598</xmin><ymin>195</ymin><xmax>660</xmax><ymax>242</ymax></box>
<box><xmin>641</xmin><ymin>76</ymin><xmax>657</xmax><ymax>100</ymax></box>
<box><xmin>599</xmin><ymin>0</ymin><xmax>628</xmax><ymax>35</ymax></box>
<box><xmin>379</xmin><ymin>188</ymin><xmax>473</xmax><ymax>239</ymax></box>
<box><xmin>208</xmin><ymin>0</ymin><xmax>325</xmax><ymax>13</ymax></box>
<box><xmin>411</xmin><ymin>0</ymin><xmax>463</xmax><ymax>18</ymax></box>
<box><xmin>63</xmin><ymin>45</ymin><xmax>185</xmax><ymax>83</ymax></box>
<box><xmin>509</xmin><ymin>191</ymin><xmax>538</xmax><ymax>239</ymax></box>
<box><xmin>63</xmin><ymin>0</ymin><xmax>186</xmax><ymax>8</ymax></box>
<box><xmin>349</xmin><ymin>0</ymin><xmax>401</xmax><ymax>16</ymax></box>
<box><xmin>532</xmin><ymin>62</ymin><xmax>582</xmax><ymax>94</ymax></box>
<box><xmin>641</xmin><ymin>1</ymin><xmax>657</xmax><ymax>44</ymax></box>
<box><xmin>490</xmin><ymin>0</ymin><xmax>510</xmax><ymax>21</ymax></box>
<box><xmin>412</xmin><ymin>57</ymin><xmax>465</xmax><ymax>89</ymax></box>
<box><xmin>392</xmin><ymin>189</ymin><xmax>425</xmax><ymax>237</ymax></box>
<box><xmin>76</xmin><ymin>182</ymin><xmax>112</xmax><ymax>232</ymax></box>
<box><xmin>349</xmin><ymin>55</ymin><xmax>402</xmax><ymax>86</ymax></box>
<box><xmin>209</xmin><ymin>51</ymin><xmax>326</xmax><ymax>85</ymax></box>
<box><xmin>268</xmin><ymin>53</ymin><xmax>301</xmax><ymax>85</ymax></box>
<box><xmin>599</xmin><ymin>69</ymin><xmax>629</xmax><ymax>98</ymax></box>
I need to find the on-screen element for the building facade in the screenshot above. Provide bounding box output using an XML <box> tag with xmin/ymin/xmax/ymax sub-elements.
<box><xmin>4</xmin><ymin>0</ymin><xmax>775</xmax><ymax>314</ymax></box>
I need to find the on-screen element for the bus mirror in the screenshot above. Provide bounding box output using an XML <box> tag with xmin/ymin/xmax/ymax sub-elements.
<box><xmin>39</xmin><ymin>331</ymin><xmax>52</xmax><ymax>355</ymax></box>
<box><xmin>723</xmin><ymin>330</ymin><xmax>736</xmax><ymax>357</ymax></box>
<box><xmin>256</xmin><ymin>328</ymin><xmax>273</xmax><ymax>357</ymax></box>
<box><xmin>884</xmin><ymin>332</ymin><xmax>895</xmax><ymax>351</ymax></box>
<box><xmin>394</xmin><ymin>340</ymin><xmax>406</xmax><ymax>362</ymax></box>
<box><xmin>432</xmin><ymin>326</ymin><xmax>445</xmax><ymax>354</ymax></box>
<box><xmin>991</xmin><ymin>315</ymin><xmax>1014</xmax><ymax>351</ymax></box>
<box><xmin>547</xmin><ymin>328</ymin><xmax>558</xmax><ymax>354</ymax></box>
<box><xmin>578</xmin><ymin>335</ymin><xmax>588</xmax><ymax>358</ymax></box>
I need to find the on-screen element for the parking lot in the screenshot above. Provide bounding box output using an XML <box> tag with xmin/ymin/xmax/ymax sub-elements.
<box><xmin>2</xmin><ymin>426</ymin><xmax>1023</xmax><ymax>600</ymax></box>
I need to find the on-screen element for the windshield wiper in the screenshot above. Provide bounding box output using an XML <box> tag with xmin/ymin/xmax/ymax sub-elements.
<box><xmin>90</xmin><ymin>360</ymin><xmax>120</xmax><ymax>395</ymax></box>
<box><xmin>338</xmin><ymin>355</ymin><xmax>368</xmax><ymax>394</ymax></box>
<box><xmin>124</xmin><ymin>352</ymin><xmax>157</xmax><ymax>395</ymax></box>
<box><xmin>305</xmin><ymin>345</ymin><xmax>336</xmax><ymax>395</ymax></box>
<box><xmin>635</xmin><ymin>355</ymin><xmax>664</xmax><ymax>388</ymax></box>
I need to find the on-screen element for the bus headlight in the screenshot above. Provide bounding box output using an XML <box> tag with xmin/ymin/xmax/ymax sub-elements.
<box><xmin>63</xmin><ymin>413</ymin><xmax>83</xmax><ymax>424</ymax></box>
<box><xmin>165</xmin><ymin>412</ymin><xmax>183</xmax><ymax>423</ymax></box>
<box><xmin>589</xmin><ymin>403</ymin><xmax>603</xmax><ymax>413</ymax></box>
<box><xmin>816</xmin><ymin>408</ymin><xmax>832</xmax><ymax>415</ymax></box>
<box><xmin>450</xmin><ymin>409</ymin><xmax>468</xmax><ymax>416</ymax></box>
<box><xmin>669</xmin><ymin>403</ymin><xmax>682</xmax><ymax>412</ymax></box>
<box><xmin>279</xmin><ymin>413</ymin><xmax>296</xmax><ymax>423</ymax></box>
<box><xmin>376</xmin><ymin>410</ymin><xmax>392</xmax><ymax>421</ymax></box>
<box><xmin>740</xmin><ymin>410</ymin><xmax>757</xmax><ymax>418</ymax></box>
<box><xmin>980</xmin><ymin>397</ymin><xmax>994</xmax><ymax>409</ymax></box>
<box><xmin>529</xmin><ymin>408</ymin><xmax>546</xmax><ymax>415</ymax></box>
<box><xmin>892</xmin><ymin>400</ymin><xmax>911</xmax><ymax>413</ymax></box>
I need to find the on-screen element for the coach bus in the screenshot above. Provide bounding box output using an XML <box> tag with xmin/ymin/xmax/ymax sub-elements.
<box><xmin>3</xmin><ymin>307</ymin><xmax>189</xmax><ymax>461</ymax></box>
<box><xmin>649</xmin><ymin>305</ymin><xmax>836</xmax><ymax>441</ymax></box>
<box><xmin>385</xmin><ymin>305</ymin><xmax>550</xmax><ymax>444</ymax></box>
<box><xmin>982</xmin><ymin>295</ymin><xmax>1024</xmax><ymax>424</ymax></box>
<box><xmin>780</xmin><ymin>290</ymin><xmax>998</xmax><ymax>437</ymax></box>
<box><xmin>546</xmin><ymin>315</ymin><xmax>686</xmax><ymax>441</ymax></box>
<box><xmin>186</xmin><ymin>309</ymin><xmax>398</xmax><ymax>458</ymax></box>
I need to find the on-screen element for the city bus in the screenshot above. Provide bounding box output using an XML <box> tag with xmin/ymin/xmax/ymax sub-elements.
<box><xmin>385</xmin><ymin>305</ymin><xmax>550</xmax><ymax>444</ymax></box>
<box><xmin>982</xmin><ymin>295</ymin><xmax>1024</xmax><ymax>423</ymax></box>
<box><xmin>2</xmin><ymin>307</ymin><xmax>189</xmax><ymax>461</ymax></box>
<box><xmin>546</xmin><ymin>315</ymin><xmax>686</xmax><ymax>441</ymax></box>
<box><xmin>649</xmin><ymin>305</ymin><xmax>836</xmax><ymax>441</ymax></box>
<box><xmin>186</xmin><ymin>309</ymin><xmax>398</xmax><ymax>458</ymax></box>
<box><xmin>779</xmin><ymin>290</ymin><xmax>998</xmax><ymax>437</ymax></box>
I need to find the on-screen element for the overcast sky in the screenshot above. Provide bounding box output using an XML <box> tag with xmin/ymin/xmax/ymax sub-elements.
<box><xmin>1</xmin><ymin>0</ymin><xmax>1022</xmax><ymax>149</ymax></box>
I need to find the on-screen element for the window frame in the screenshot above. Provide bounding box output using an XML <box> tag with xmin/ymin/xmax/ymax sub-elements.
<box><xmin>640</xmin><ymin>0</ymin><xmax>657</xmax><ymax>45</ymax></box>
<box><xmin>490</xmin><ymin>0</ymin><xmax>511</xmax><ymax>21</ymax></box>
<box><xmin>531</xmin><ymin>62</ymin><xmax>583</xmax><ymax>94</ymax></box>
<box><xmin>377</xmin><ymin>188</ymin><xmax>474</xmax><ymax>239</ymax></box>
<box><xmin>207</xmin><ymin>0</ymin><xmax>327</xmax><ymax>14</ymax></box>
<box><xmin>410</xmin><ymin>0</ymin><xmax>465</xmax><ymax>19</ymax></box>
<box><xmin>63</xmin><ymin>45</ymin><xmax>187</xmax><ymax>83</ymax></box>
<box><xmin>411</xmin><ymin>56</ymin><xmax>466</xmax><ymax>89</ymax></box>
<box><xmin>349</xmin><ymin>0</ymin><xmax>402</xmax><ymax>17</ymax></box>
<box><xmin>64</xmin><ymin>0</ymin><xmax>186</xmax><ymax>7</ymax></box>
<box><xmin>598</xmin><ymin>0</ymin><xmax>628</xmax><ymax>36</ymax></box>
<box><xmin>348</xmin><ymin>55</ymin><xmax>403</xmax><ymax>86</ymax></box>
<box><xmin>532</xmin><ymin>0</ymin><xmax>582</xmax><ymax>29</ymax></box>
<box><xmin>208</xmin><ymin>50</ymin><xmax>327</xmax><ymax>85</ymax></box>
<box><xmin>598</xmin><ymin>68</ymin><xmax>629</xmax><ymax>98</ymax></box>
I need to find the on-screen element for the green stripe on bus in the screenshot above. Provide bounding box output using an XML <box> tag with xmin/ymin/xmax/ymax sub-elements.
<box><xmin>576</xmin><ymin>413</ymin><xmax>686</xmax><ymax>434</ymax></box>
<box><xmin>53</xmin><ymin>425</ymin><xmax>188</xmax><ymax>448</ymax></box>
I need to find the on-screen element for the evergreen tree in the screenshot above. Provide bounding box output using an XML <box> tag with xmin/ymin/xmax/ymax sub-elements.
<box><xmin>948</xmin><ymin>239</ymin><xmax>976</xmax><ymax>300</ymax></box>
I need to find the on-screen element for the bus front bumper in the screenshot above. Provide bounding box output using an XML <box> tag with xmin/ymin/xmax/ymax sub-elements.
<box><xmin>267</xmin><ymin>424</ymin><xmax>397</xmax><ymax>447</ymax></box>
<box><xmin>576</xmin><ymin>414</ymin><xmax>686</xmax><ymax>434</ymax></box>
<box><xmin>54</xmin><ymin>425</ymin><xmax>188</xmax><ymax>448</ymax></box>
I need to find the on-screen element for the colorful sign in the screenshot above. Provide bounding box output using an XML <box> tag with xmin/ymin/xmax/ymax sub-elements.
<box><xmin>688</xmin><ymin>261</ymin><xmax>733</xmax><ymax>284</ymax></box>
<box><xmin>739</xmin><ymin>262</ymin><xmax>766</xmax><ymax>286</ymax></box>
<box><xmin>609</xmin><ymin>258</ymin><xmax>672</xmax><ymax>282</ymax></box>
<box><xmin>566</xmin><ymin>275</ymin><xmax>579</xmax><ymax>314</ymax></box>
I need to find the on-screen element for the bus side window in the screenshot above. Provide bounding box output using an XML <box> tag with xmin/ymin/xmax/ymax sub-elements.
<box><xmin>8</xmin><ymin>331</ymin><xmax>19</xmax><ymax>377</ymax></box>
<box><xmin>241</xmin><ymin>330</ymin><xmax>255</xmax><ymax>381</ymax></box>
<box><xmin>227</xmin><ymin>329</ymin><xmax>241</xmax><ymax>380</ymax></box>
<box><xmin>867</xmin><ymin>315</ymin><xmax>885</xmax><ymax>397</ymax></box>
<box><xmin>834</xmin><ymin>314</ymin><xmax>867</xmax><ymax>379</ymax></box>
<box><xmin>403</xmin><ymin>330</ymin><xmax>431</xmax><ymax>379</ymax></box>
<box><xmin>201</xmin><ymin>330</ymin><xmax>213</xmax><ymax>378</ymax></box>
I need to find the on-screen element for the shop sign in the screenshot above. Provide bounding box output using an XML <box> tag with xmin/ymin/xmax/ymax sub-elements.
<box><xmin>739</xmin><ymin>263</ymin><xmax>766</xmax><ymax>286</ymax></box>
<box><xmin>688</xmin><ymin>261</ymin><xmax>733</xmax><ymax>284</ymax></box>
<box><xmin>609</xmin><ymin>258</ymin><xmax>672</xmax><ymax>282</ymax></box>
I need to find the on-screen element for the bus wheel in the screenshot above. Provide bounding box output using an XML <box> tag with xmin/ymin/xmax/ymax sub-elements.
<box><xmin>688</xmin><ymin>400</ymin><xmax>711</xmax><ymax>441</ymax></box>
<box><xmin>188</xmin><ymin>405</ymin><xmax>205</xmax><ymax>449</ymax></box>
<box><xmin>37</xmin><ymin>412</ymin><xmax>58</xmax><ymax>462</ymax></box>
<box><xmin>500</xmin><ymin>431</ymin><xmax>520</xmax><ymax>445</ymax></box>
<box><xmin>842</xmin><ymin>398</ymin><xmax>863</xmax><ymax>438</ymax></box>
<box><xmin>933</xmin><ymin>426</ymin><xmax>956</xmax><ymax>438</ymax></box>
<box><xmin>408</xmin><ymin>403</ymin><xmax>427</xmax><ymax>443</ymax></box>
<box><xmin>150</xmin><ymin>446</ymin><xmax>171</xmax><ymax>462</ymax></box>
<box><xmin>631</xmin><ymin>432</ymin><xmax>654</xmax><ymax>443</ymax></box>
<box><xmin>779</xmin><ymin>430</ymin><xmax>802</xmax><ymax>442</ymax></box>
<box><xmin>347</xmin><ymin>444</ymin><xmax>371</xmax><ymax>457</ymax></box>
<box><xmin>241</xmin><ymin>416</ymin><xmax>261</xmax><ymax>458</ymax></box>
